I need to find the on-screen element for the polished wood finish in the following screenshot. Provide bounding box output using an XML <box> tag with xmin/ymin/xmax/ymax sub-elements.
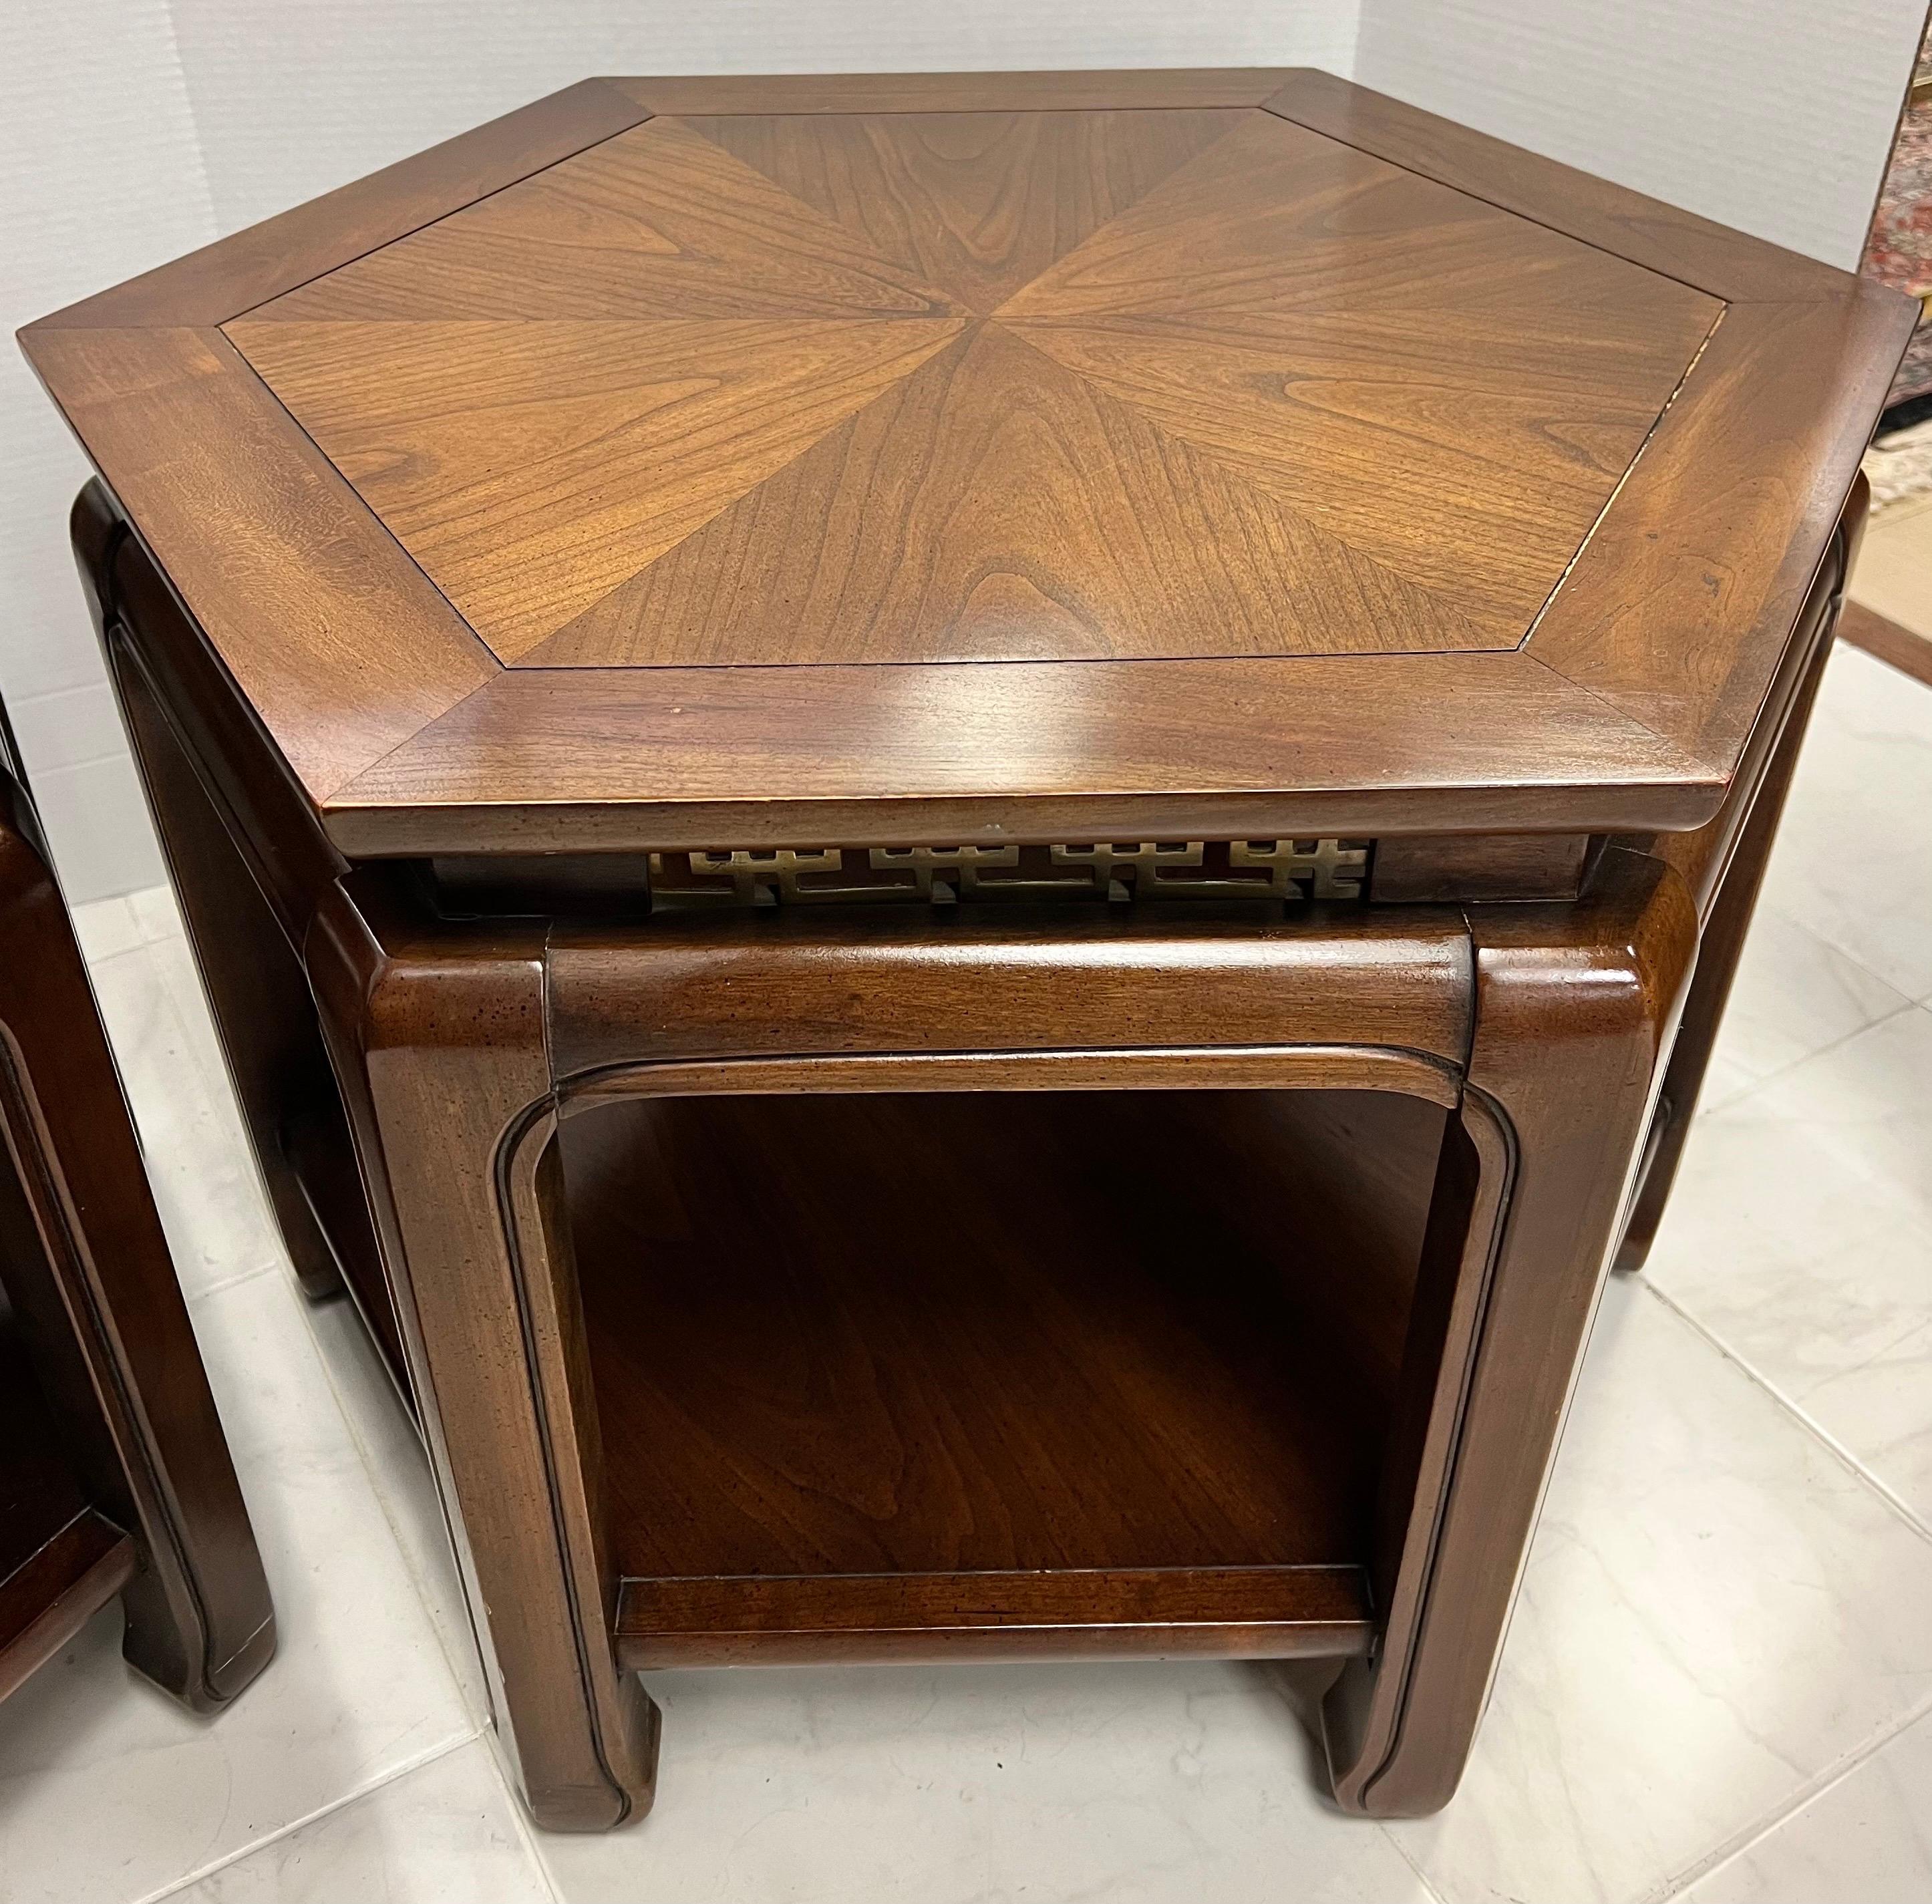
<box><xmin>1522</xmin><ymin>289</ymin><xmax>1900</xmax><ymax>766</ymax></box>
<box><xmin>995</xmin><ymin>110</ymin><xmax>1714</xmax><ymax>641</ymax></box>
<box><xmin>567</xmin><ymin>1088</ymin><xmax>1444</xmax><ymax>1638</ymax></box>
<box><xmin>27</xmin><ymin>325</ymin><xmax>497</xmax><ymax>803</ymax></box>
<box><xmin>689</xmin><ymin>108</ymin><xmax>1239</xmax><ymax>315</ymax></box>
<box><xmin>1613</xmin><ymin>490</ymin><xmax>1859</xmax><ymax>1271</ymax></box>
<box><xmin>1369</xmin><ymin>832</ymin><xmax>1595</xmax><ymax>904</ymax></box>
<box><xmin>307</xmin><ymin>866</ymin><xmax>1486</xmax><ymax>1827</ymax></box>
<box><xmin>616</xmin><ymin>1567</ymin><xmax>1372</xmax><ymax>1668</ymax></box>
<box><xmin>1258</xmin><ymin>69</ymin><xmax>1855</xmax><ymax>302</ymax></box>
<box><xmin>28</xmin><ymin>71</ymin><xmax>1905</xmax><ymax>1834</ymax></box>
<box><xmin>0</xmin><ymin>1511</ymin><xmax>137</xmax><ymax>1703</ymax></box>
<box><xmin>227</xmin><ymin>102</ymin><xmax>1708</xmax><ymax>670</ymax></box>
<box><xmin>325</xmin><ymin>651</ymin><xmax>1710</xmax><ymax>854</ymax></box>
<box><xmin>84</xmin><ymin>623</ymin><xmax>1846</xmax><ymax>1827</ymax></box>
<box><xmin>1325</xmin><ymin>850</ymin><xmax>1697</xmax><ymax>1813</ymax></box>
<box><xmin>267</xmin><ymin>846</ymin><xmax>1691</xmax><ymax>1829</ymax></box>
<box><xmin>307</xmin><ymin>879</ymin><xmax>659</xmax><ymax>1831</ymax></box>
<box><xmin>0</xmin><ymin>731</ymin><xmax>274</xmax><ymax>1714</ymax></box>
<box><xmin>231</xmin><ymin>313</ymin><xmax>972</xmax><ymax>663</ymax></box>
<box><xmin>544</xmin><ymin>905</ymin><xmax>1470</xmax><ymax>1076</ymax></box>
<box><xmin>1839</xmin><ymin>596</ymin><xmax>1932</xmax><ymax>689</ymax></box>
<box><xmin>21</xmin><ymin>71</ymin><xmax>1911</xmax><ymax>851</ymax></box>
<box><xmin>516</xmin><ymin>321</ymin><xmax>1511</xmax><ymax>668</ymax></box>
<box><xmin>605</xmin><ymin>71</ymin><xmax>1300</xmax><ymax>115</ymax></box>
<box><xmin>73</xmin><ymin>486</ymin><xmax>401</xmax><ymax>1382</ymax></box>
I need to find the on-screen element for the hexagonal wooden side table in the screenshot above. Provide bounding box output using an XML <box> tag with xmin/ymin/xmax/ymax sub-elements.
<box><xmin>21</xmin><ymin>68</ymin><xmax>1908</xmax><ymax>1831</ymax></box>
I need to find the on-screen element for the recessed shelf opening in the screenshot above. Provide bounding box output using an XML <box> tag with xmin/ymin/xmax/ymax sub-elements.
<box><xmin>558</xmin><ymin>1085</ymin><xmax>1449</xmax><ymax>1667</ymax></box>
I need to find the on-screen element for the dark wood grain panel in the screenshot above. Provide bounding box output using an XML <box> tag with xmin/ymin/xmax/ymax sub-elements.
<box><xmin>21</xmin><ymin>325</ymin><xmax>496</xmax><ymax>802</ymax></box>
<box><xmin>687</xmin><ymin>108</ymin><xmax>1243</xmax><ymax>313</ymax></box>
<box><xmin>1370</xmin><ymin>832</ymin><xmax>1593</xmax><ymax>904</ymax></box>
<box><xmin>1261</xmin><ymin>67</ymin><xmax>1852</xmax><ymax>303</ymax></box>
<box><xmin>546</xmin><ymin>907</ymin><xmax>1473</xmax><ymax>1078</ymax></box>
<box><xmin>25</xmin><ymin>72</ymin><xmax>1895</xmax><ymax>852</ymax></box>
<box><xmin>0</xmin><ymin>758</ymin><xmax>274</xmax><ymax>1713</ymax></box>
<box><xmin>525</xmin><ymin>324</ymin><xmax>1505</xmax><ymax>666</ymax></box>
<box><xmin>1001</xmin><ymin>110</ymin><xmax>1719</xmax><ymax>627</ymax></box>
<box><xmin>327</xmin><ymin>650</ymin><xmax>1714</xmax><ymax>854</ymax></box>
<box><xmin>228</xmin><ymin>315</ymin><xmax>969</xmax><ymax>659</ymax></box>
<box><xmin>565</xmin><ymin>1088</ymin><xmax>1444</xmax><ymax>1581</ymax></box>
<box><xmin>0</xmin><ymin>1514</ymin><xmax>136</xmax><ymax>1704</ymax></box>
<box><xmin>0</xmin><ymin>1297</ymin><xmax>92</xmax><ymax>1588</ymax></box>
<box><xmin>1529</xmin><ymin>287</ymin><xmax>1912</xmax><ymax>765</ymax></box>
<box><xmin>605</xmin><ymin>70</ymin><xmax>1299</xmax><ymax>115</ymax></box>
<box><xmin>618</xmin><ymin>1566</ymin><xmax>1372</xmax><ymax>1666</ymax></box>
<box><xmin>245</xmin><ymin>116</ymin><xmax>963</xmax><ymax>323</ymax></box>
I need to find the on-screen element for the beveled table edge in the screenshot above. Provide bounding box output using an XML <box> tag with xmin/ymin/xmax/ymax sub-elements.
<box><xmin>18</xmin><ymin>69</ymin><xmax>1910</xmax><ymax>855</ymax></box>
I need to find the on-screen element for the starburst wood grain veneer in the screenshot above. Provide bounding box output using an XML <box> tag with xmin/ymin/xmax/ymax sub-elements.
<box><xmin>21</xmin><ymin>69</ymin><xmax>1910</xmax><ymax>1834</ymax></box>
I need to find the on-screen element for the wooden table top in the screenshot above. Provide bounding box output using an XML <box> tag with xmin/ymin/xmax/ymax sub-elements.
<box><xmin>21</xmin><ymin>69</ymin><xmax>1912</xmax><ymax>855</ymax></box>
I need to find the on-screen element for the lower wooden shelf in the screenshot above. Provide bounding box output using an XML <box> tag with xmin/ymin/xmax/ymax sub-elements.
<box><xmin>0</xmin><ymin>1299</ymin><xmax>137</xmax><ymax>1700</ymax></box>
<box><xmin>564</xmin><ymin>1086</ymin><xmax>1447</xmax><ymax>1668</ymax></box>
<box><xmin>617</xmin><ymin>1565</ymin><xmax>1372</xmax><ymax>1667</ymax></box>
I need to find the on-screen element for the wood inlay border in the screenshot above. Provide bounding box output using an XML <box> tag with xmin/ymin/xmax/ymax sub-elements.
<box><xmin>21</xmin><ymin>71</ymin><xmax>1909</xmax><ymax>854</ymax></box>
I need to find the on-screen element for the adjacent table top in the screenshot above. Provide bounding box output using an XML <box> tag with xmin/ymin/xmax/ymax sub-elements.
<box><xmin>22</xmin><ymin>69</ymin><xmax>1911</xmax><ymax>855</ymax></box>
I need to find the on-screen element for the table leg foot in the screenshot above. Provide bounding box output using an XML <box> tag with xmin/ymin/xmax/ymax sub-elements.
<box><xmin>1324</xmin><ymin>850</ymin><xmax>1696</xmax><ymax>1814</ymax></box>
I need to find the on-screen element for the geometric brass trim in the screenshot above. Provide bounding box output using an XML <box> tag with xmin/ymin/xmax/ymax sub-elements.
<box><xmin>647</xmin><ymin>839</ymin><xmax>1371</xmax><ymax>909</ymax></box>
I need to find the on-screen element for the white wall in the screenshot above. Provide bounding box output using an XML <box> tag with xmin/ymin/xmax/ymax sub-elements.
<box><xmin>4</xmin><ymin>0</ymin><xmax>1919</xmax><ymax>901</ymax></box>
<box><xmin>1353</xmin><ymin>0</ymin><xmax>1927</xmax><ymax>271</ymax></box>
<box><xmin>169</xmin><ymin>1</ymin><xmax>1360</xmax><ymax>236</ymax></box>
<box><xmin>4</xmin><ymin>0</ymin><xmax>215</xmax><ymax>899</ymax></box>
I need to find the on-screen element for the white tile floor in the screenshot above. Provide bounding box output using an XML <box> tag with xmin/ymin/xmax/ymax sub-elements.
<box><xmin>3</xmin><ymin>639</ymin><xmax>1930</xmax><ymax>1904</ymax></box>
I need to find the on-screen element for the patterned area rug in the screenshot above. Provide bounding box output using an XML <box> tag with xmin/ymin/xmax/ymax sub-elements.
<box><xmin>1863</xmin><ymin>45</ymin><xmax>1932</xmax><ymax>408</ymax></box>
<box><xmin>1866</xmin><ymin>416</ymin><xmax>1932</xmax><ymax>512</ymax></box>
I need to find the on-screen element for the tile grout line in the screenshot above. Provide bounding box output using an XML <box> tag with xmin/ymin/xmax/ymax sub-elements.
<box><xmin>1639</xmin><ymin>1281</ymin><xmax>1932</xmax><ymax>1547</ymax></box>
<box><xmin>1377</xmin><ymin>1819</ymin><xmax>1456</xmax><ymax>1904</ymax></box>
<box><xmin>91</xmin><ymin>889</ymin><xmax>1932</xmax><ymax>1897</ymax></box>
<box><xmin>1636</xmin><ymin>873</ymin><xmax>1932</xmax><ymax>1895</ymax></box>
<box><xmin>1693</xmin><ymin>993</ymin><xmax>1919</xmax><ymax>1115</ymax></box>
<box><xmin>82</xmin><ymin>935</ymin><xmax>182</xmax><ymax>978</ymax></box>
<box><xmin>1758</xmin><ymin>894</ymin><xmax>1929</xmax><ymax>1014</ymax></box>
<box><xmin>291</xmin><ymin>1287</ymin><xmax>497</xmax><ymax>1730</ymax></box>
<box><xmin>96</xmin><ymin>896</ymin><xmax>518</xmax><ymax>1885</ymax></box>
<box><xmin>131</xmin><ymin>1730</ymin><xmax>482</xmax><ymax>1904</ymax></box>
<box><xmin>1647</xmin><ymin>1693</ymin><xmax>1932</xmax><ymax>1903</ymax></box>
<box><xmin>127</xmin><ymin>1002</ymin><xmax>504</xmax><ymax>1902</ymax></box>
<box><xmin>488</xmin><ymin>1729</ymin><xmax>571</xmax><ymax>1904</ymax></box>
<box><xmin>32</xmin><ymin>742</ymin><xmax>149</xmax><ymax>776</ymax></box>
<box><xmin>1776</xmin><ymin>908</ymin><xmax>1919</xmax><ymax>1000</ymax></box>
<box><xmin>76</xmin><ymin>882</ymin><xmax>179</xmax><ymax>947</ymax></box>
<box><xmin>1627</xmin><ymin>1292</ymin><xmax>1932</xmax><ymax>1900</ymax></box>
<box><xmin>185</xmin><ymin>1258</ymin><xmax>283</xmax><ymax>1305</ymax></box>
<box><xmin>1689</xmin><ymin>943</ymin><xmax>1920</xmax><ymax>1120</ymax></box>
